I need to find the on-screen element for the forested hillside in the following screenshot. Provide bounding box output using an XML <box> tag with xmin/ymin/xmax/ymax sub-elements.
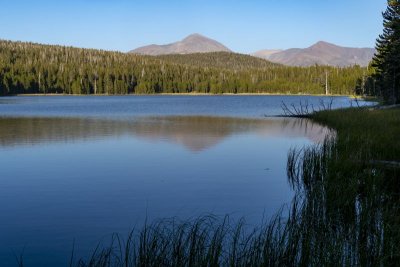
<box><xmin>0</xmin><ymin>40</ymin><xmax>370</xmax><ymax>95</ymax></box>
<box><xmin>155</xmin><ymin>52</ymin><xmax>280</xmax><ymax>70</ymax></box>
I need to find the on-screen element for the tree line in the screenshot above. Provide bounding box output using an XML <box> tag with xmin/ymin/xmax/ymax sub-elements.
<box><xmin>0</xmin><ymin>40</ymin><xmax>370</xmax><ymax>96</ymax></box>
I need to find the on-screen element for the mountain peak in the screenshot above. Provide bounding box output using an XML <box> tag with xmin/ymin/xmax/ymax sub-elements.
<box><xmin>314</xmin><ymin>41</ymin><xmax>332</xmax><ymax>46</ymax></box>
<box><xmin>131</xmin><ymin>34</ymin><xmax>231</xmax><ymax>55</ymax></box>
<box><xmin>253</xmin><ymin>41</ymin><xmax>375</xmax><ymax>67</ymax></box>
<box><xmin>184</xmin><ymin>33</ymin><xmax>206</xmax><ymax>39</ymax></box>
<box><xmin>310</xmin><ymin>41</ymin><xmax>339</xmax><ymax>49</ymax></box>
<box><xmin>181</xmin><ymin>33</ymin><xmax>214</xmax><ymax>43</ymax></box>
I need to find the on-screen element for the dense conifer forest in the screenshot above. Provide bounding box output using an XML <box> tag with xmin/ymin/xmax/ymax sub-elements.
<box><xmin>0</xmin><ymin>40</ymin><xmax>370</xmax><ymax>95</ymax></box>
<box><xmin>154</xmin><ymin>52</ymin><xmax>280</xmax><ymax>70</ymax></box>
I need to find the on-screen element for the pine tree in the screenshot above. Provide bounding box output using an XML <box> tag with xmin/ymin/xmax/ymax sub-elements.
<box><xmin>372</xmin><ymin>0</ymin><xmax>400</xmax><ymax>103</ymax></box>
<box><xmin>0</xmin><ymin>40</ymin><xmax>367</xmax><ymax>96</ymax></box>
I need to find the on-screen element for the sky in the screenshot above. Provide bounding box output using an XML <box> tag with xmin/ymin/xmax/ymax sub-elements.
<box><xmin>0</xmin><ymin>0</ymin><xmax>388</xmax><ymax>53</ymax></box>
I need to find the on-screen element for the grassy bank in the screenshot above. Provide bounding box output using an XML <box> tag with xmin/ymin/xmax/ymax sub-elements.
<box><xmin>20</xmin><ymin>107</ymin><xmax>399</xmax><ymax>267</ymax></box>
<box><xmin>312</xmin><ymin>107</ymin><xmax>400</xmax><ymax>162</ymax></box>
<box><xmin>286</xmin><ymin>106</ymin><xmax>400</xmax><ymax>266</ymax></box>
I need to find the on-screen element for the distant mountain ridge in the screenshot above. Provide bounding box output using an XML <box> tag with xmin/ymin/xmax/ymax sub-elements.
<box><xmin>130</xmin><ymin>34</ymin><xmax>231</xmax><ymax>55</ymax></box>
<box><xmin>132</xmin><ymin>35</ymin><xmax>374</xmax><ymax>67</ymax></box>
<box><xmin>1</xmin><ymin>39</ymin><xmax>368</xmax><ymax>96</ymax></box>
<box><xmin>252</xmin><ymin>41</ymin><xmax>375</xmax><ymax>67</ymax></box>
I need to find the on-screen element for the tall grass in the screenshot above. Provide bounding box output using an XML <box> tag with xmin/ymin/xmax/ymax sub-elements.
<box><xmin>22</xmin><ymin>107</ymin><xmax>400</xmax><ymax>266</ymax></box>
<box><xmin>70</xmin><ymin>213</ymin><xmax>297</xmax><ymax>267</ymax></box>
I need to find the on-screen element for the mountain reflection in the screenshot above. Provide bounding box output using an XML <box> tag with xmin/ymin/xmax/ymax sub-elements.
<box><xmin>0</xmin><ymin>116</ymin><xmax>331</xmax><ymax>151</ymax></box>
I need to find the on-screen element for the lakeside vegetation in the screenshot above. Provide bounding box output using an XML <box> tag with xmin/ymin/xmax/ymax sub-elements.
<box><xmin>60</xmin><ymin>3</ymin><xmax>400</xmax><ymax>257</ymax></box>
<box><xmin>4</xmin><ymin>1</ymin><xmax>399</xmax><ymax>266</ymax></box>
<box><xmin>0</xmin><ymin>40</ymin><xmax>369</xmax><ymax>96</ymax></box>
<box><xmin>49</xmin><ymin>106</ymin><xmax>395</xmax><ymax>267</ymax></box>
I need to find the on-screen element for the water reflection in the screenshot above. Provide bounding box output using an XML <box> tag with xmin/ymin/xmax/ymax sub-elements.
<box><xmin>0</xmin><ymin>116</ymin><xmax>331</xmax><ymax>151</ymax></box>
<box><xmin>0</xmin><ymin>115</ymin><xmax>334</xmax><ymax>267</ymax></box>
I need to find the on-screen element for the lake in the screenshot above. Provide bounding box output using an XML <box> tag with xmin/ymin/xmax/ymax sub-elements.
<box><xmin>0</xmin><ymin>95</ymin><xmax>372</xmax><ymax>266</ymax></box>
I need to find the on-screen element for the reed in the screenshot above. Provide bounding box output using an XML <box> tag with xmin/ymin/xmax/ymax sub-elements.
<box><xmin>19</xmin><ymin>107</ymin><xmax>400</xmax><ymax>266</ymax></box>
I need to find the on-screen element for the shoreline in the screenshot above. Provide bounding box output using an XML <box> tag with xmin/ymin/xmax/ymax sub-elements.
<box><xmin>11</xmin><ymin>93</ymin><xmax>364</xmax><ymax>98</ymax></box>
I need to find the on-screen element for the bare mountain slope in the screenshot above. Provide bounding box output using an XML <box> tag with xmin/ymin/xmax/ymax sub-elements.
<box><xmin>130</xmin><ymin>34</ymin><xmax>231</xmax><ymax>55</ymax></box>
<box><xmin>264</xmin><ymin>41</ymin><xmax>375</xmax><ymax>67</ymax></box>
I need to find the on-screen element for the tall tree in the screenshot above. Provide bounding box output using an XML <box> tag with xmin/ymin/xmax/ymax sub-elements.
<box><xmin>372</xmin><ymin>0</ymin><xmax>400</xmax><ymax>103</ymax></box>
<box><xmin>0</xmin><ymin>40</ymin><xmax>368</xmax><ymax>96</ymax></box>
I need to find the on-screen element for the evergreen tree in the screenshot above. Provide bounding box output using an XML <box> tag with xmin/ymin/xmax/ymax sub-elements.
<box><xmin>372</xmin><ymin>0</ymin><xmax>400</xmax><ymax>103</ymax></box>
<box><xmin>0</xmin><ymin>40</ymin><xmax>369</xmax><ymax>96</ymax></box>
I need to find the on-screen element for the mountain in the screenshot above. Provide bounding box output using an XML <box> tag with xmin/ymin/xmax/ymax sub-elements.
<box><xmin>132</xmin><ymin>36</ymin><xmax>374</xmax><ymax>66</ymax></box>
<box><xmin>252</xmin><ymin>41</ymin><xmax>375</xmax><ymax>67</ymax></box>
<box><xmin>0</xmin><ymin>39</ymin><xmax>367</xmax><ymax>96</ymax></box>
<box><xmin>130</xmin><ymin>33</ymin><xmax>231</xmax><ymax>55</ymax></box>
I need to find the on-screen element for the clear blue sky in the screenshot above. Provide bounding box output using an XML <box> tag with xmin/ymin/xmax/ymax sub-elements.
<box><xmin>0</xmin><ymin>0</ymin><xmax>387</xmax><ymax>53</ymax></box>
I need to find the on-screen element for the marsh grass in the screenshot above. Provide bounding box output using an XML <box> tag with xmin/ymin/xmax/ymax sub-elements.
<box><xmin>19</xmin><ymin>107</ymin><xmax>400</xmax><ymax>266</ymax></box>
<box><xmin>71</xmin><ymin>107</ymin><xmax>400</xmax><ymax>267</ymax></box>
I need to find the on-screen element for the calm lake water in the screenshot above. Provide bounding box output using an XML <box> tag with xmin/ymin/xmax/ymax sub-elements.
<box><xmin>0</xmin><ymin>96</ymin><xmax>372</xmax><ymax>266</ymax></box>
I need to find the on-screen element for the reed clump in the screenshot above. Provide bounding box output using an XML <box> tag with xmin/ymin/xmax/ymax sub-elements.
<box><xmin>47</xmin><ymin>107</ymin><xmax>400</xmax><ymax>266</ymax></box>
